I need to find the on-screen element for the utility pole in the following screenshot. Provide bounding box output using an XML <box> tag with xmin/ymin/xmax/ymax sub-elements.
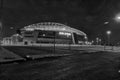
<box><xmin>53</xmin><ymin>31</ymin><xmax>56</xmax><ymax>54</ymax></box>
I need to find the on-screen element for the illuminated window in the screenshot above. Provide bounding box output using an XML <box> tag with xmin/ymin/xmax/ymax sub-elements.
<box><xmin>38</xmin><ymin>31</ymin><xmax>54</xmax><ymax>38</ymax></box>
<box><xmin>59</xmin><ymin>32</ymin><xmax>71</xmax><ymax>36</ymax></box>
<box><xmin>56</xmin><ymin>32</ymin><xmax>72</xmax><ymax>39</ymax></box>
<box><xmin>25</xmin><ymin>28</ymin><xmax>34</xmax><ymax>31</ymax></box>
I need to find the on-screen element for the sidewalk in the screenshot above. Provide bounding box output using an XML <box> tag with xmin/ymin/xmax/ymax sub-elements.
<box><xmin>0</xmin><ymin>47</ymin><xmax>24</xmax><ymax>63</ymax></box>
<box><xmin>1</xmin><ymin>45</ymin><xmax>120</xmax><ymax>63</ymax></box>
<box><xmin>67</xmin><ymin>45</ymin><xmax>120</xmax><ymax>53</ymax></box>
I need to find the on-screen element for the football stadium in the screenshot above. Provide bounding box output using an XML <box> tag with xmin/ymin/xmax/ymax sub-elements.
<box><xmin>20</xmin><ymin>22</ymin><xmax>87</xmax><ymax>45</ymax></box>
<box><xmin>2</xmin><ymin>22</ymin><xmax>88</xmax><ymax>58</ymax></box>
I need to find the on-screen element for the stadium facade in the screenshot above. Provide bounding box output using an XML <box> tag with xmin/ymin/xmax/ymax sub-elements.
<box><xmin>2</xmin><ymin>22</ymin><xmax>88</xmax><ymax>58</ymax></box>
<box><xmin>20</xmin><ymin>22</ymin><xmax>87</xmax><ymax>45</ymax></box>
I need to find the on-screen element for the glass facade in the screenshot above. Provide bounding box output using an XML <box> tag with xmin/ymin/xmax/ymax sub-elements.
<box><xmin>20</xmin><ymin>22</ymin><xmax>87</xmax><ymax>45</ymax></box>
<box><xmin>36</xmin><ymin>30</ymin><xmax>72</xmax><ymax>44</ymax></box>
<box><xmin>21</xmin><ymin>30</ymin><xmax>86</xmax><ymax>44</ymax></box>
<box><xmin>23</xmin><ymin>31</ymin><xmax>34</xmax><ymax>37</ymax></box>
<box><xmin>74</xmin><ymin>33</ymin><xmax>86</xmax><ymax>44</ymax></box>
<box><xmin>38</xmin><ymin>30</ymin><xmax>54</xmax><ymax>38</ymax></box>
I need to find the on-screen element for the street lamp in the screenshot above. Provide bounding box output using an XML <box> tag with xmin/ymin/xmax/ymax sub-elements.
<box><xmin>106</xmin><ymin>30</ymin><xmax>111</xmax><ymax>46</ymax></box>
<box><xmin>104</xmin><ymin>21</ymin><xmax>109</xmax><ymax>24</ymax></box>
<box><xmin>99</xmin><ymin>38</ymin><xmax>102</xmax><ymax>45</ymax></box>
<box><xmin>114</xmin><ymin>13</ymin><xmax>120</xmax><ymax>22</ymax></box>
<box><xmin>10</xmin><ymin>27</ymin><xmax>14</xmax><ymax>30</ymax></box>
<box><xmin>96</xmin><ymin>37</ymin><xmax>99</xmax><ymax>45</ymax></box>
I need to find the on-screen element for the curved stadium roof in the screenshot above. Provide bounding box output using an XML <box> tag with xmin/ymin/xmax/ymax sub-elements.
<box><xmin>21</xmin><ymin>22</ymin><xmax>87</xmax><ymax>36</ymax></box>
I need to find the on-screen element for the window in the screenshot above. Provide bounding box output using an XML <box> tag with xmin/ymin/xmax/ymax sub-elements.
<box><xmin>56</xmin><ymin>32</ymin><xmax>72</xmax><ymax>40</ymax></box>
<box><xmin>24</xmin><ymin>31</ymin><xmax>34</xmax><ymax>37</ymax></box>
<box><xmin>74</xmin><ymin>33</ymin><xmax>85</xmax><ymax>44</ymax></box>
<box><xmin>38</xmin><ymin>30</ymin><xmax>54</xmax><ymax>38</ymax></box>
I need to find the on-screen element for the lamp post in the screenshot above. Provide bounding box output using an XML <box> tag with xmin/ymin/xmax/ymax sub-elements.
<box><xmin>106</xmin><ymin>30</ymin><xmax>111</xmax><ymax>46</ymax></box>
<box><xmin>96</xmin><ymin>37</ymin><xmax>99</xmax><ymax>45</ymax></box>
<box><xmin>99</xmin><ymin>38</ymin><xmax>101</xmax><ymax>45</ymax></box>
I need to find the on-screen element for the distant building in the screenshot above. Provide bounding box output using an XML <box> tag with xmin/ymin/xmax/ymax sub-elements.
<box><xmin>20</xmin><ymin>22</ymin><xmax>87</xmax><ymax>45</ymax></box>
<box><xmin>2</xmin><ymin>34</ymin><xmax>23</xmax><ymax>45</ymax></box>
<box><xmin>2</xmin><ymin>37</ymin><xmax>12</xmax><ymax>45</ymax></box>
<box><xmin>11</xmin><ymin>34</ymin><xmax>23</xmax><ymax>44</ymax></box>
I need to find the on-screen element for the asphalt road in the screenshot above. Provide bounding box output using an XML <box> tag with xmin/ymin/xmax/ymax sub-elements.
<box><xmin>0</xmin><ymin>51</ymin><xmax>120</xmax><ymax>80</ymax></box>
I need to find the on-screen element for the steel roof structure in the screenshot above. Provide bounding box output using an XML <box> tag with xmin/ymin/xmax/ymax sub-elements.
<box><xmin>21</xmin><ymin>22</ymin><xmax>87</xmax><ymax>36</ymax></box>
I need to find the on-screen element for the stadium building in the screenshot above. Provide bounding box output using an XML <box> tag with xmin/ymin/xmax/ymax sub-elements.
<box><xmin>2</xmin><ymin>22</ymin><xmax>88</xmax><ymax>58</ymax></box>
<box><xmin>20</xmin><ymin>22</ymin><xmax>87</xmax><ymax>45</ymax></box>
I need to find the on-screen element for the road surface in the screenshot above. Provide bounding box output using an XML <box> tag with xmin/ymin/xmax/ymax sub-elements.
<box><xmin>0</xmin><ymin>51</ymin><xmax>120</xmax><ymax>80</ymax></box>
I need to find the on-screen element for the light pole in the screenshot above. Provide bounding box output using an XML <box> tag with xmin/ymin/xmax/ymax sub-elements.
<box><xmin>106</xmin><ymin>30</ymin><xmax>111</xmax><ymax>46</ymax></box>
<box><xmin>99</xmin><ymin>38</ymin><xmax>101</xmax><ymax>45</ymax></box>
<box><xmin>96</xmin><ymin>37</ymin><xmax>99</xmax><ymax>45</ymax></box>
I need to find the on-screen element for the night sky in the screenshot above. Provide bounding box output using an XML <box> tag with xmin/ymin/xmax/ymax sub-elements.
<box><xmin>1</xmin><ymin>0</ymin><xmax>120</xmax><ymax>44</ymax></box>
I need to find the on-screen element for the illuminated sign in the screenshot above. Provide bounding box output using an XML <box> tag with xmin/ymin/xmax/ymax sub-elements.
<box><xmin>59</xmin><ymin>32</ymin><xmax>71</xmax><ymax>36</ymax></box>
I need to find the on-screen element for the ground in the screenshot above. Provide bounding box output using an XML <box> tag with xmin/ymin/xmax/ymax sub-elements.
<box><xmin>0</xmin><ymin>50</ymin><xmax>120</xmax><ymax>80</ymax></box>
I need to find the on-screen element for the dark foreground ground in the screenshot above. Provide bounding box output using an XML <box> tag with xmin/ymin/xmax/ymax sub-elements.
<box><xmin>1</xmin><ymin>51</ymin><xmax>120</xmax><ymax>80</ymax></box>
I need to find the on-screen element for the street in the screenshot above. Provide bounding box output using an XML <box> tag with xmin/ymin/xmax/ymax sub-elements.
<box><xmin>0</xmin><ymin>50</ymin><xmax>120</xmax><ymax>80</ymax></box>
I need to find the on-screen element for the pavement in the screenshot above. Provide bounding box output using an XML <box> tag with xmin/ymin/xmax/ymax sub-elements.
<box><xmin>1</xmin><ymin>45</ymin><xmax>120</xmax><ymax>80</ymax></box>
<box><xmin>0</xmin><ymin>45</ymin><xmax>120</xmax><ymax>63</ymax></box>
<box><xmin>0</xmin><ymin>51</ymin><xmax>120</xmax><ymax>80</ymax></box>
<box><xmin>0</xmin><ymin>47</ymin><xmax>25</xmax><ymax>63</ymax></box>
